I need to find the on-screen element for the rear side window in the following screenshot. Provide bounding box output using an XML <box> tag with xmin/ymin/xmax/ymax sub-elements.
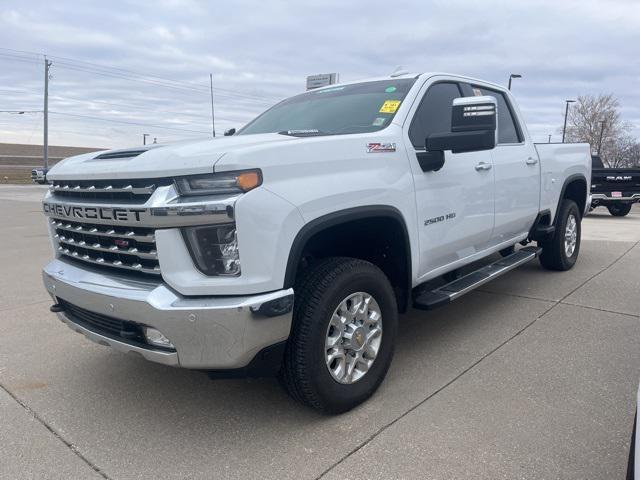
<box><xmin>409</xmin><ymin>82</ymin><xmax>462</xmax><ymax>149</ymax></box>
<box><xmin>473</xmin><ymin>86</ymin><xmax>522</xmax><ymax>144</ymax></box>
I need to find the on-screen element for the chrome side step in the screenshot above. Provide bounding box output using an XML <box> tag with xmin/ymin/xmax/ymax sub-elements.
<box><xmin>413</xmin><ymin>246</ymin><xmax>541</xmax><ymax>310</ymax></box>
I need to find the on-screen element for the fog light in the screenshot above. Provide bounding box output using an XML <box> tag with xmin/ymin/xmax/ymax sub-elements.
<box><xmin>143</xmin><ymin>327</ymin><xmax>175</xmax><ymax>349</ymax></box>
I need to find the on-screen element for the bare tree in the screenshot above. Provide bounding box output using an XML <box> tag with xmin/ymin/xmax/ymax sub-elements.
<box><xmin>609</xmin><ymin>133</ymin><xmax>640</xmax><ymax>168</ymax></box>
<box><xmin>563</xmin><ymin>93</ymin><xmax>638</xmax><ymax>167</ymax></box>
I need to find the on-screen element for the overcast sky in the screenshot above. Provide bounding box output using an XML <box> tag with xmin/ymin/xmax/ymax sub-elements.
<box><xmin>1</xmin><ymin>0</ymin><xmax>638</xmax><ymax>148</ymax></box>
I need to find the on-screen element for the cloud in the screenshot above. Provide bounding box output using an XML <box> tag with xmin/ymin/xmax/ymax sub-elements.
<box><xmin>0</xmin><ymin>0</ymin><xmax>638</xmax><ymax>148</ymax></box>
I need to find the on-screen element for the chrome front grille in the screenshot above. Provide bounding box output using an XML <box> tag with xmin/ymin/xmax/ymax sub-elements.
<box><xmin>45</xmin><ymin>176</ymin><xmax>237</xmax><ymax>278</ymax></box>
<box><xmin>51</xmin><ymin>178</ymin><xmax>173</xmax><ymax>203</ymax></box>
<box><xmin>51</xmin><ymin>219</ymin><xmax>160</xmax><ymax>276</ymax></box>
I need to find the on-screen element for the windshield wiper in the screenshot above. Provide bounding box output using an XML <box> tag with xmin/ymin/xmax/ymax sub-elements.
<box><xmin>278</xmin><ymin>129</ymin><xmax>327</xmax><ymax>137</ymax></box>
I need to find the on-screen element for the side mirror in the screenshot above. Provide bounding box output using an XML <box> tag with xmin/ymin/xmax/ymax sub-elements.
<box><xmin>224</xmin><ymin>128</ymin><xmax>236</xmax><ymax>136</ymax></box>
<box><xmin>426</xmin><ymin>96</ymin><xmax>497</xmax><ymax>154</ymax></box>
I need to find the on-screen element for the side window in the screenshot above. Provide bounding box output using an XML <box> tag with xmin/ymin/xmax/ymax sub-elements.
<box><xmin>475</xmin><ymin>86</ymin><xmax>522</xmax><ymax>144</ymax></box>
<box><xmin>409</xmin><ymin>82</ymin><xmax>462</xmax><ymax>149</ymax></box>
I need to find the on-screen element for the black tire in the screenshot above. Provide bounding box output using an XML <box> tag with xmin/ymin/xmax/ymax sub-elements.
<box><xmin>499</xmin><ymin>245</ymin><xmax>515</xmax><ymax>257</ymax></box>
<box><xmin>608</xmin><ymin>203</ymin><xmax>632</xmax><ymax>217</ymax></box>
<box><xmin>279</xmin><ymin>257</ymin><xmax>398</xmax><ymax>414</ymax></box>
<box><xmin>539</xmin><ymin>199</ymin><xmax>581</xmax><ymax>271</ymax></box>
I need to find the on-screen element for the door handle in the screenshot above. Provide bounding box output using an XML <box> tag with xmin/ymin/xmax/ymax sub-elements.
<box><xmin>526</xmin><ymin>157</ymin><xmax>538</xmax><ymax>165</ymax></box>
<box><xmin>475</xmin><ymin>162</ymin><xmax>492</xmax><ymax>171</ymax></box>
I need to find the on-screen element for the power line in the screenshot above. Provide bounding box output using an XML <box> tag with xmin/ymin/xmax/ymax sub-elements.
<box><xmin>0</xmin><ymin>48</ymin><xmax>206</xmax><ymax>92</ymax></box>
<box><xmin>49</xmin><ymin>94</ymin><xmax>251</xmax><ymax>123</ymax></box>
<box><xmin>50</xmin><ymin>95</ymin><xmax>212</xmax><ymax>120</ymax></box>
<box><xmin>0</xmin><ymin>52</ymin><xmax>42</xmax><ymax>66</ymax></box>
<box><xmin>0</xmin><ymin>87</ymin><xmax>41</xmax><ymax>95</ymax></box>
<box><xmin>0</xmin><ymin>110</ymin><xmax>41</xmax><ymax>113</ymax></box>
<box><xmin>56</xmin><ymin>62</ymin><xmax>276</xmax><ymax>104</ymax></box>
<box><xmin>52</xmin><ymin>61</ymin><xmax>209</xmax><ymax>94</ymax></box>
<box><xmin>47</xmin><ymin>53</ymin><xmax>283</xmax><ymax>102</ymax></box>
<box><xmin>49</xmin><ymin>110</ymin><xmax>211</xmax><ymax>134</ymax></box>
<box><xmin>0</xmin><ymin>48</ymin><xmax>282</xmax><ymax>103</ymax></box>
<box><xmin>48</xmin><ymin>62</ymin><xmax>276</xmax><ymax>105</ymax></box>
<box><xmin>0</xmin><ymin>88</ymin><xmax>259</xmax><ymax>122</ymax></box>
<box><xmin>0</xmin><ymin>47</ymin><xmax>41</xmax><ymax>59</ymax></box>
<box><xmin>0</xmin><ymin>48</ymin><xmax>280</xmax><ymax>145</ymax></box>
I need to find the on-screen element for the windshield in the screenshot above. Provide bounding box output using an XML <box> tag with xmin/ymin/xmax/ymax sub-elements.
<box><xmin>238</xmin><ymin>79</ymin><xmax>416</xmax><ymax>136</ymax></box>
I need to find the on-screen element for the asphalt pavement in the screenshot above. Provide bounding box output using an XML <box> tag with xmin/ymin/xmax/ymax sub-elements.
<box><xmin>0</xmin><ymin>185</ymin><xmax>639</xmax><ymax>479</ymax></box>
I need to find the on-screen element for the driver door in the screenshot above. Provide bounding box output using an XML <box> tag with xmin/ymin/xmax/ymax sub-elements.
<box><xmin>404</xmin><ymin>80</ymin><xmax>495</xmax><ymax>280</ymax></box>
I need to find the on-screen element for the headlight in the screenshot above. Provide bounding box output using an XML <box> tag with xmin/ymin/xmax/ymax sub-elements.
<box><xmin>182</xmin><ymin>224</ymin><xmax>240</xmax><ymax>276</ymax></box>
<box><xmin>174</xmin><ymin>170</ymin><xmax>262</xmax><ymax>196</ymax></box>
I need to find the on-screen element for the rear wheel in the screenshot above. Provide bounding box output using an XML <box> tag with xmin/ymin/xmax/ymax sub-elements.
<box><xmin>539</xmin><ymin>199</ymin><xmax>581</xmax><ymax>271</ymax></box>
<box><xmin>279</xmin><ymin>257</ymin><xmax>398</xmax><ymax>413</ymax></box>
<box><xmin>607</xmin><ymin>203</ymin><xmax>632</xmax><ymax>217</ymax></box>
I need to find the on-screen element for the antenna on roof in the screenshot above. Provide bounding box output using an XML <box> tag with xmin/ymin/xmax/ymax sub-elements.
<box><xmin>390</xmin><ymin>66</ymin><xmax>410</xmax><ymax>78</ymax></box>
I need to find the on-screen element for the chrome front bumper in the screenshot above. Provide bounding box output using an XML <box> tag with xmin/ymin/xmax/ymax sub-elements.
<box><xmin>43</xmin><ymin>259</ymin><xmax>293</xmax><ymax>369</ymax></box>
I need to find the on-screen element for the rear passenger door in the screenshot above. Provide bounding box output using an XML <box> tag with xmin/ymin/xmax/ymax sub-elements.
<box><xmin>461</xmin><ymin>84</ymin><xmax>540</xmax><ymax>245</ymax></box>
<box><xmin>405</xmin><ymin>80</ymin><xmax>495</xmax><ymax>280</ymax></box>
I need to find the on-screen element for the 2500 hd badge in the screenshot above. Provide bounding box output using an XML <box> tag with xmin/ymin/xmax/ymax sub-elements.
<box><xmin>425</xmin><ymin>212</ymin><xmax>456</xmax><ymax>226</ymax></box>
<box><xmin>43</xmin><ymin>202</ymin><xmax>145</xmax><ymax>222</ymax></box>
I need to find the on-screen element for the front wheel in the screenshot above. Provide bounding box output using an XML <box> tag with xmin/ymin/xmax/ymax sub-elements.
<box><xmin>279</xmin><ymin>257</ymin><xmax>398</xmax><ymax>413</ymax></box>
<box><xmin>539</xmin><ymin>199</ymin><xmax>581</xmax><ymax>271</ymax></box>
<box><xmin>608</xmin><ymin>203</ymin><xmax>632</xmax><ymax>217</ymax></box>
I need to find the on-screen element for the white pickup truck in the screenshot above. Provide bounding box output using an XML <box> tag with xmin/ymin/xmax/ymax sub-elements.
<box><xmin>41</xmin><ymin>73</ymin><xmax>591</xmax><ymax>413</ymax></box>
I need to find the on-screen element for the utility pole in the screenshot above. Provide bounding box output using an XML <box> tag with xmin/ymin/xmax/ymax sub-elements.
<box><xmin>210</xmin><ymin>73</ymin><xmax>215</xmax><ymax>137</ymax></box>
<box><xmin>43</xmin><ymin>56</ymin><xmax>52</xmax><ymax>170</ymax></box>
<box><xmin>562</xmin><ymin>99</ymin><xmax>576</xmax><ymax>143</ymax></box>
<box><xmin>597</xmin><ymin>120</ymin><xmax>607</xmax><ymax>155</ymax></box>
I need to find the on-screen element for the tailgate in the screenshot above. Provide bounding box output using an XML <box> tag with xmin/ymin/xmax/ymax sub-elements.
<box><xmin>591</xmin><ymin>168</ymin><xmax>640</xmax><ymax>196</ymax></box>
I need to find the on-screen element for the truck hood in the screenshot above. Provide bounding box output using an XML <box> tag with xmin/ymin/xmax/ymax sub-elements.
<box><xmin>46</xmin><ymin>133</ymin><xmax>298</xmax><ymax>180</ymax></box>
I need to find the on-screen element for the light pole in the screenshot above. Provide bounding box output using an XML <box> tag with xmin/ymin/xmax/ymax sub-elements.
<box><xmin>508</xmin><ymin>73</ymin><xmax>522</xmax><ymax>90</ymax></box>
<box><xmin>597</xmin><ymin>120</ymin><xmax>607</xmax><ymax>155</ymax></box>
<box><xmin>43</xmin><ymin>56</ymin><xmax>52</xmax><ymax>170</ymax></box>
<box><xmin>562</xmin><ymin>100</ymin><xmax>576</xmax><ymax>143</ymax></box>
<box><xmin>210</xmin><ymin>73</ymin><xmax>215</xmax><ymax>138</ymax></box>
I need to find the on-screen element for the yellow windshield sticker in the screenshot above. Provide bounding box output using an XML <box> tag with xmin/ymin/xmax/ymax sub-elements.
<box><xmin>379</xmin><ymin>100</ymin><xmax>401</xmax><ymax>113</ymax></box>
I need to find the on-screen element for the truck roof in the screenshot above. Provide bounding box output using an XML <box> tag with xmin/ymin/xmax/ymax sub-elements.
<box><xmin>311</xmin><ymin>72</ymin><xmax>508</xmax><ymax>94</ymax></box>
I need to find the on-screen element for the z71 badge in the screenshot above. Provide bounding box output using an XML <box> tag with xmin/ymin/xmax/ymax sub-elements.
<box><xmin>367</xmin><ymin>142</ymin><xmax>396</xmax><ymax>153</ymax></box>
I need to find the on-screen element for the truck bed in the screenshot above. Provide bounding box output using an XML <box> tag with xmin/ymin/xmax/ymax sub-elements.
<box><xmin>534</xmin><ymin>142</ymin><xmax>592</xmax><ymax>218</ymax></box>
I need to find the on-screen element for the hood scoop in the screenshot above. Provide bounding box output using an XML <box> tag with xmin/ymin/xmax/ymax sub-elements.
<box><xmin>94</xmin><ymin>148</ymin><xmax>150</xmax><ymax>160</ymax></box>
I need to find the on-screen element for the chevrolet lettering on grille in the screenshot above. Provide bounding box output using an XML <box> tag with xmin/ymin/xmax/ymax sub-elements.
<box><xmin>43</xmin><ymin>202</ymin><xmax>145</xmax><ymax>222</ymax></box>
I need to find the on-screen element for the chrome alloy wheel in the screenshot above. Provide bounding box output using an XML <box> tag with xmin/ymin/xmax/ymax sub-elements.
<box><xmin>325</xmin><ymin>292</ymin><xmax>383</xmax><ymax>384</ymax></box>
<box><xmin>564</xmin><ymin>213</ymin><xmax>578</xmax><ymax>257</ymax></box>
